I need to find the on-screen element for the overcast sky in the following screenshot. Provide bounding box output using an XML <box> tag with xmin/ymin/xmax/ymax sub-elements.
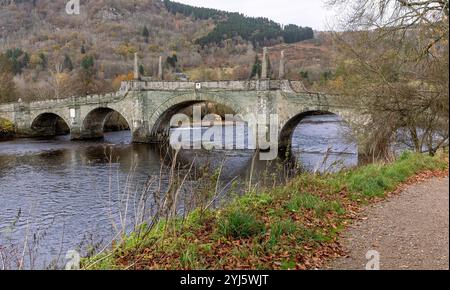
<box><xmin>174</xmin><ymin>0</ymin><xmax>336</xmax><ymax>31</ymax></box>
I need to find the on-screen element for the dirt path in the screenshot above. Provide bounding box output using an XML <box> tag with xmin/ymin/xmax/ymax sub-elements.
<box><xmin>328</xmin><ymin>177</ymin><xmax>449</xmax><ymax>270</ymax></box>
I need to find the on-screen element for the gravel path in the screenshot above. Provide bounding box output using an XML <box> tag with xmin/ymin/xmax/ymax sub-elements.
<box><xmin>329</xmin><ymin>177</ymin><xmax>449</xmax><ymax>270</ymax></box>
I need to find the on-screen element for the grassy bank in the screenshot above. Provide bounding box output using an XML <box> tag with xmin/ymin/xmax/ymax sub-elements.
<box><xmin>84</xmin><ymin>152</ymin><xmax>448</xmax><ymax>270</ymax></box>
<box><xmin>0</xmin><ymin>118</ymin><xmax>14</xmax><ymax>140</ymax></box>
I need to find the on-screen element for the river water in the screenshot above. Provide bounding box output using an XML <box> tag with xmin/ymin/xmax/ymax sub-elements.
<box><xmin>0</xmin><ymin>114</ymin><xmax>357</xmax><ymax>269</ymax></box>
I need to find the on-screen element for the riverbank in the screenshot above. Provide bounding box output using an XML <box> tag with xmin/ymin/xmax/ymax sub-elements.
<box><xmin>83</xmin><ymin>152</ymin><xmax>448</xmax><ymax>270</ymax></box>
<box><xmin>0</xmin><ymin>118</ymin><xmax>14</xmax><ymax>141</ymax></box>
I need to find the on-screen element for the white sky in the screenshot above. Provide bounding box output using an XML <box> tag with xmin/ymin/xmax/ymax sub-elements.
<box><xmin>174</xmin><ymin>0</ymin><xmax>336</xmax><ymax>31</ymax></box>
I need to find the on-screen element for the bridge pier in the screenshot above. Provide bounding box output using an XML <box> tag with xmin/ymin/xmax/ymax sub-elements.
<box><xmin>70</xmin><ymin>129</ymin><xmax>104</xmax><ymax>141</ymax></box>
<box><xmin>131</xmin><ymin>123</ymin><xmax>154</xmax><ymax>143</ymax></box>
<box><xmin>0</xmin><ymin>80</ymin><xmax>363</xmax><ymax>165</ymax></box>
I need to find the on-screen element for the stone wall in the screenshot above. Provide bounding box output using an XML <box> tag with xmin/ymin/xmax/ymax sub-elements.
<box><xmin>127</xmin><ymin>79</ymin><xmax>296</xmax><ymax>92</ymax></box>
<box><xmin>0</xmin><ymin>80</ymin><xmax>363</xmax><ymax>154</ymax></box>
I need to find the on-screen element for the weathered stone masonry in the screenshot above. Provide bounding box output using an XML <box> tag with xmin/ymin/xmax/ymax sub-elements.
<box><xmin>0</xmin><ymin>79</ymin><xmax>362</xmax><ymax>153</ymax></box>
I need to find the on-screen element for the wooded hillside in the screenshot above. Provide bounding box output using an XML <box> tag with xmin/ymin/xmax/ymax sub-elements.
<box><xmin>0</xmin><ymin>0</ymin><xmax>325</xmax><ymax>103</ymax></box>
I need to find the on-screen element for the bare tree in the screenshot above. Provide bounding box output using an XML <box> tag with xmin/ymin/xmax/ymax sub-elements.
<box><xmin>326</xmin><ymin>0</ymin><xmax>449</xmax><ymax>159</ymax></box>
<box><xmin>46</xmin><ymin>57</ymin><xmax>66</xmax><ymax>99</ymax></box>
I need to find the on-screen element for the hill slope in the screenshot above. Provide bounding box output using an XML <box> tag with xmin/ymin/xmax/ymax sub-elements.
<box><xmin>0</xmin><ymin>0</ymin><xmax>331</xmax><ymax>102</ymax></box>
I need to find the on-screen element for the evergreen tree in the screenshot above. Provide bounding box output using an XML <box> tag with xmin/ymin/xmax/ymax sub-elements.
<box><xmin>81</xmin><ymin>55</ymin><xmax>94</xmax><ymax>70</ymax></box>
<box><xmin>250</xmin><ymin>55</ymin><xmax>262</xmax><ymax>79</ymax></box>
<box><xmin>282</xmin><ymin>25</ymin><xmax>314</xmax><ymax>44</ymax></box>
<box><xmin>79</xmin><ymin>55</ymin><xmax>96</xmax><ymax>96</ymax></box>
<box><xmin>299</xmin><ymin>71</ymin><xmax>309</xmax><ymax>80</ymax></box>
<box><xmin>5</xmin><ymin>48</ymin><xmax>29</xmax><ymax>74</ymax></box>
<box><xmin>166</xmin><ymin>54</ymin><xmax>178</xmax><ymax>69</ymax></box>
<box><xmin>63</xmin><ymin>54</ymin><xmax>73</xmax><ymax>71</ymax></box>
<box><xmin>163</xmin><ymin>0</ymin><xmax>314</xmax><ymax>47</ymax></box>
<box><xmin>142</xmin><ymin>26</ymin><xmax>150</xmax><ymax>43</ymax></box>
<box><xmin>38</xmin><ymin>52</ymin><xmax>47</xmax><ymax>70</ymax></box>
<box><xmin>139</xmin><ymin>64</ymin><xmax>145</xmax><ymax>76</ymax></box>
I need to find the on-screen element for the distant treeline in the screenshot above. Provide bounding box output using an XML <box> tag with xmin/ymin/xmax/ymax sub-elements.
<box><xmin>163</xmin><ymin>0</ymin><xmax>314</xmax><ymax>46</ymax></box>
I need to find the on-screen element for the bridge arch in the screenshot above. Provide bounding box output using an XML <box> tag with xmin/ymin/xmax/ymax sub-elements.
<box><xmin>80</xmin><ymin>107</ymin><xmax>131</xmax><ymax>140</ymax></box>
<box><xmin>278</xmin><ymin>110</ymin><xmax>356</xmax><ymax>156</ymax></box>
<box><xmin>148</xmin><ymin>93</ymin><xmax>247</xmax><ymax>141</ymax></box>
<box><xmin>30</xmin><ymin>112</ymin><xmax>70</xmax><ymax>137</ymax></box>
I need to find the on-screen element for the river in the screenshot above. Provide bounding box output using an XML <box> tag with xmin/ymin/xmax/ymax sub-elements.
<box><xmin>0</xmin><ymin>114</ymin><xmax>357</xmax><ymax>269</ymax></box>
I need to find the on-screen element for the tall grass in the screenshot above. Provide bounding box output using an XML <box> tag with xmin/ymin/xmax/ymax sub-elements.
<box><xmin>343</xmin><ymin>151</ymin><xmax>448</xmax><ymax>198</ymax></box>
<box><xmin>217</xmin><ymin>210</ymin><xmax>266</xmax><ymax>238</ymax></box>
<box><xmin>83</xmin><ymin>151</ymin><xmax>447</xmax><ymax>269</ymax></box>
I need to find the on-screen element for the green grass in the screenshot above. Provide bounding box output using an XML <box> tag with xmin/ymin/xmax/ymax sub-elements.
<box><xmin>217</xmin><ymin>209</ymin><xmax>266</xmax><ymax>239</ymax></box>
<box><xmin>280</xmin><ymin>260</ymin><xmax>297</xmax><ymax>270</ymax></box>
<box><xmin>297</xmin><ymin>227</ymin><xmax>332</xmax><ymax>243</ymax></box>
<box><xmin>84</xmin><ymin>152</ymin><xmax>448</xmax><ymax>270</ymax></box>
<box><xmin>238</xmin><ymin>192</ymin><xmax>274</xmax><ymax>208</ymax></box>
<box><xmin>267</xmin><ymin>219</ymin><xmax>297</xmax><ymax>248</ymax></box>
<box><xmin>180</xmin><ymin>245</ymin><xmax>202</xmax><ymax>269</ymax></box>
<box><xmin>343</xmin><ymin>151</ymin><xmax>447</xmax><ymax>198</ymax></box>
<box><xmin>286</xmin><ymin>193</ymin><xmax>345</xmax><ymax>217</ymax></box>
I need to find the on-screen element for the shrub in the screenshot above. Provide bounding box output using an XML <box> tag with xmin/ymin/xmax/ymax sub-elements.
<box><xmin>217</xmin><ymin>210</ymin><xmax>265</xmax><ymax>238</ymax></box>
<box><xmin>0</xmin><ymin>118</ymin><xmax>14</xmax><ymax>138</ymax></box>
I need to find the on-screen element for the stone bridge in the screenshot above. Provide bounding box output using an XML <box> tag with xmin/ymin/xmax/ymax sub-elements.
<box><xmin>0</xmin><ymin>79</ymin><xmax>362</xmax><ymax>155</ymax></box>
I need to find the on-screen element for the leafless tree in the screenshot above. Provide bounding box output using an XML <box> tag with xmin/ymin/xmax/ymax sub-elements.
<box><xmin>326</xmin><ymin>0</ymin><xmax>449</xmax><ymax>159</ymax></box>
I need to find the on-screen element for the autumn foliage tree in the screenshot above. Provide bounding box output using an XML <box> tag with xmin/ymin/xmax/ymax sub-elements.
<box><xmin>0</xmin><ymin>55</ymin><xmax>17</xmax><ymax>103</ymax></box>
<box><xmin>112</xmin><ymin>72</ymin><xmax>134</xmax><ymax>90</ymax></box>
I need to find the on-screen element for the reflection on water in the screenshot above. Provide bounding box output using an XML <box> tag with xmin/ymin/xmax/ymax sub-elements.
<box><xmin>0</xmin><ymin>114</ymin><xmax>357</xmax><ymax>268</ymax></box>
<box><xmin>292</xmin><ymin>115</ymin><xmax>358</xmax><ymax>172</ymax></box>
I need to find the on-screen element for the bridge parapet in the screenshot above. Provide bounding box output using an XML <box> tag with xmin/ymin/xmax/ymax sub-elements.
<box><xmin>125</xmin><ymin>79</ymin><xmax>303</xmax><ymax>93</ymax></box>
<box><xmin>0</xmin><ymin>79</ymin><xmax>312</xmax><ymax>112</ymax></box>
<box><xmin>10</xmin><ymin>90</ymin><xmax>128</xmax><ymax>111</ymax></box>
